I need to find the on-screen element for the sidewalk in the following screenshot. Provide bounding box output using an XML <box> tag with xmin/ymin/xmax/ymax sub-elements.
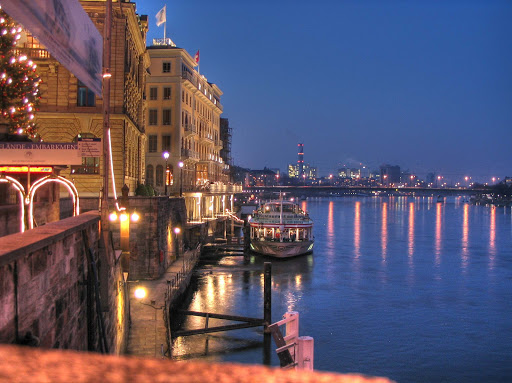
<box><xmin>126</xmin><ymin>249</ymin><xmax>199</xmax><ymax>358</ymax></box>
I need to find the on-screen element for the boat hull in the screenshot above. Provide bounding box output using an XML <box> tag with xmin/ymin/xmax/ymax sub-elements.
<box><xmin>249</xmin><ymin>240</ymin><xmax>314</xmax><ymax>258</ymax></box>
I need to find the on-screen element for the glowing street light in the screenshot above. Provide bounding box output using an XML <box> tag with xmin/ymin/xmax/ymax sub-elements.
<box><xmin>134</xmin><ymin>287</ymin><xmax>146</xmax><ymax>299</ymax></box>
<box><xmin>178</xmin><ymin>161</ymin><xmax>184</xmax><ymax>197</ymax></box>
<box><xmin>163</xmin><ymin>151</ymin><xmax>169</xmax><ymax>195</ymax></box>
<box><xmin>174</xmin><ymin>227</ymin><xmax>183</xmax><ymax>268</ymax></box>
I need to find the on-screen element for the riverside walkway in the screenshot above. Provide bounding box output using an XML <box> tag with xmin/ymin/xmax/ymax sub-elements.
<box><xmin>126</xmin><ymin>248</ymin><xmax>199</xmax><ymax>358</ymax></box>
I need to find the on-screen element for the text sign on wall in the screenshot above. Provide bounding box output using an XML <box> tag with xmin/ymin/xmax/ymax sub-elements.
<box><xmin>78</xmin><ymin>137</ymin><xmax>101</xmax><ymax>157</ymax></box>
<box><xmin>1</xmin><ymin>0</ymin><xmax>102</xmax><ymax>95</ymax></box>
<box><xmin>0</xmin><ymin>142</ymin><xmax>82</xmax><ymax>165</ymax></box>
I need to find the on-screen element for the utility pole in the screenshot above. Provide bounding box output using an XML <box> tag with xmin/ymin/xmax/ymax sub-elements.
<box><xmin>101</xmin><ymin>0</ymin><xmax>112</xmax><ymax>235</ymax></box>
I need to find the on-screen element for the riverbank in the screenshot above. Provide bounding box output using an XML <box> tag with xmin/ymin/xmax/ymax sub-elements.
<box><xmin>126</xmin><ymin>246</ymin><xmax>200</xmax><ymax>358</ymax></box>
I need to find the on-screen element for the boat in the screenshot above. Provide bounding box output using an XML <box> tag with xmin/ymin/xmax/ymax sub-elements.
<box><xmin>248</xmin><ymin>197</ymin><xmax>314</xmax><ymax>258</ymax></box>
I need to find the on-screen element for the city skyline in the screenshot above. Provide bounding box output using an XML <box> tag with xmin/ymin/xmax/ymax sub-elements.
<box><xmin>137</xmin><ymin>0</ymin><xmax>511</xmax><ymax>183</ymax></box>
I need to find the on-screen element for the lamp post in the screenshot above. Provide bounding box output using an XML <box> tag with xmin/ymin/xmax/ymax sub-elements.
<box><xmin>178</xmin><ymin>161</ymin><xmax>184</xmax><ymax>197</ymax></box>
<box><xmin>163</xmin><ymin>152</ymin><xmax>169</xmax><ymax>195</ymax></box>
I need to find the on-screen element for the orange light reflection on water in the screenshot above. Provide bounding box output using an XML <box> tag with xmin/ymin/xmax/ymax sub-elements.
<box><xmin>461</xmin><ymin>203</ymin><xmax>469</xmax><ymax>269</ymax></box>
<box><xmin>381</xmin><ymin>202</ymin><xmax>388</xmax><ymax>260</ymax></box>
<box><xmin>408</xmin><ymin>202</ymin><xmax>415</xmax><ymax>259</ymax></box>
<box><xmin>435</xmin><ymin>202</ymin><xmax>442</xmax><ymax>265</ymax></box>
<box><xmin>489</xmin><ymin>207</ymin><xmax>496</xmax><ymax>268</ymax></box>
<box><xmin>354</xmin><ymin>201</ymin><xmax>361</xmax><ymax>258</ymax></box>
<box><xmin>326</xmin><ymin>201</ymin><xmax>335</xmax><ymax>261</ymax></box>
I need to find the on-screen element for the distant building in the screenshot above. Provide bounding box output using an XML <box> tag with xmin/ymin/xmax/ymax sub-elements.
<box><xmin>297</xmin><ymin>143</ymin><xmax>304</xmax><ymax>178</ymax></box>
<box><xmin>360</xmin><ymin>166</ymin><xmax>370</xmax><ymax>179</ymax></box>
<box><xmin>288</xmin><ymin>163</ymin><xmax>299</xmax><ymax>178</ymax></box>
<box><xmin>246</xmin><ymin>168</ymin><xmax>277</xmax><ymax>186</ymax></box>
<box><xmin>303</xmin><ymin>164</ymin><xmax>317</xmax><ymax>180</ymax></box>
<box><xmin>338</xmin><ymin>167</ymin><xmax>350</xmax><ymax>178</ymax></box>
<box><xmin>220</xmin><ymin>118</ymin><xmax>232</xmax><ymax>180</ymax></box>
<box><xmin>380</xmin><ymin>164</ymin><xmax>401</xmax><ymax>185</ymax></box>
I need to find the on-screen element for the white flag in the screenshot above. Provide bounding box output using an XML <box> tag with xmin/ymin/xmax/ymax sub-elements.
<box><xmin>156</xmin><ymin>5</ymin><xmax>166</xmax><ymax>26</ymax></box>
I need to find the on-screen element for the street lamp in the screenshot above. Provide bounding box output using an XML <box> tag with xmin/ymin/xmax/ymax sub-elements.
<box><xmin>163</xmin><ymin>151</ymin><xmax>169</xmax><ymax>195</ymax></box>
<box><xmin>178</xmin><ymin>161</ymin><xmax>184</xmax><ymax>197</ymax></box>
<box><xmin>174</xmin><ymin>227</ymin><xmax>183</xmax><ymax>270</ymax></box>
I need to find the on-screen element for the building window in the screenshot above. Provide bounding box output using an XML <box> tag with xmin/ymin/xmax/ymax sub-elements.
<box><xmin>162</xmin><ymin>135</ymin><xmax>171</xmax><ymax>152</ymax></box>
<box><xmin>149</xmin><ymin>87</ymin><xmax>158</xmax><ymax>100</ymax></box>
<box><xmin>156</xmin><ymin>165</ymin><xmax>163</xmax><ymax>187</ymax></box>
<box><xmin>77</xmin><ymin>81</ymin><xmax>95</xmax><ymax>107</ymax></box>
<box><xmin>71</xmin><ymin>133</ymin><xmax>99</xmax><ymax>174</ymax></box>
<box><xmin>149</xmin><ymin>109</ymin><xmax>158</xmax><ymax>125</ymax></box>
<box><xmin>196</xmin><ymin>163</ymin><xmax>208</xmax><ymax>182</ymax></box>
<box><xmin>162</xmin><ymin>109</ymin><xmax>171</xmax><ymax>125</ymax></box>
<box><xmin>163</xmin><ymin>62</ymin><xmax>171</xmax><ymax>73</ymax></box>
<box><xmin>163</xmin><ymin>87</ymin><xmax>171</xmax><ymax>100</ymax></box>
<box><xmin>146</xmin><ymin>165</ymin><xmax>154</xmax><ymax>187</ymax></box>
<box><xmin>148</xmin><ymin>135</ymin><xmax>157</xmax><ymax>152</ymax></box>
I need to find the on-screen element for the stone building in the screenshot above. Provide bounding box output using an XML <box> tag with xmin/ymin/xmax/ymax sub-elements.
<box><xmin>17</xmin><ymin>0</ymin><xmax>149</xmax><ymax>197</ymax></box>
<box><xmin>145</xmin><ymin>41</ymin><xmax>227</xmax><ymax>197</ymax></box>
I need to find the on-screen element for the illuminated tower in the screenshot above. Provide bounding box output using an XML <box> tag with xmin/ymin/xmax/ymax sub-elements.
<box><xmin>298</xmin><ymin>143</ymin><xmax>304</xmax><ymax>178</ymax></box>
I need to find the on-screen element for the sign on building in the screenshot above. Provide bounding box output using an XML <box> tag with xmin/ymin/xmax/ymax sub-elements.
<box><xmin>1</xmin><ymin>0</ymin><xmax>102</xmax><ymax>95</ymax></box>
<box><xmin>78</xmin><ymin>137</ymin><xmax>101</xmax><ymax>157</ymax></box>
<box><xmin>0</xmin><ymin>142</ymin><xmax>82</xmax><ymax>165</ymax></box>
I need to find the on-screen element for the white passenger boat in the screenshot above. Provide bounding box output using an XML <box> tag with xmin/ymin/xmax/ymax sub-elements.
<box><xmin>248</xmin><ymin>198</ymin><xmax>314</xmax><ymax>258</ymax></box>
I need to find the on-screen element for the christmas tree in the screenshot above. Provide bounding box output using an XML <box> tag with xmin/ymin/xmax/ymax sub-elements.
<box><xmin>0</xmin><ymin>6</ymin><xmax>41</xmax><ymax>138</ymax></box>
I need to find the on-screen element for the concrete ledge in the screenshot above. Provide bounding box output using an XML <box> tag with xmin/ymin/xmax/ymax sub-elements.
<box><xmin>0</xmin><ymin>211</ymin><xmax>100</xmax><ymax>267</ymax></box>
<box><xmin>0</xmin><ymin>344</ymin><xmax>394</xmax><ymax>383</ymax></box>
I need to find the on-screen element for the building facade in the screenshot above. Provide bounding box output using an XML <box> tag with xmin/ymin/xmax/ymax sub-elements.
<box><xmin>20</xmin><ymin>0</ymin><xmax>149</xmax><ymax>197</ymax></box>
<box><xmin>146</xmin><ymin>43</ymin><xmax>226</xmax><ymax>196</ymax></box>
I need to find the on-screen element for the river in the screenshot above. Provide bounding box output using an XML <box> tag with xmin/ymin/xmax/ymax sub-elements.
<box><xmin>171</xmin><ymin>196</ymin><xmax>512</xmax><ymax>383</ymax></box>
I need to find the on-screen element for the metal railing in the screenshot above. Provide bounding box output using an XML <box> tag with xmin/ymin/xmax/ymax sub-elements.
<box><xmin>165</xmin><ymin>245</ymin><xmax>200</xmax><ymax>302</ymax></box>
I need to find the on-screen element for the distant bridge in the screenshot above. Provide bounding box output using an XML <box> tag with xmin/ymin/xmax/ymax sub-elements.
<box><xmin>241</xmin><ymin>185</ymin><xmax>487</xmax><ymax>197</ymax></box>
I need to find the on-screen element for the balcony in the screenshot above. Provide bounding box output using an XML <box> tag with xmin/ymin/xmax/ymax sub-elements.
<box><xmin>181</xmin><ymin>148</ymin><xmax>200</xmax><ymax>162</ymax></box>
<box><xmin>181</xmin><ymin>71</ymin><xmax>197</xmax><ymax>87</ymax></box>
<box><xmin>183</xmin><ymin>124</ymin><xmax>197</xmax><ymax>137</ymax></box>
<box><xmin>214</xmin><ymin>139</ymin><xmax>223</xmax><ymax>150</ymax></box>
<box><xmin>14</xmin><ymin>47</ymin><xmax>51</xmax><ymax>60</ymax></box>
<box><xmin>181</xmin><ymin>70</ymin><xmax>223</xmax><ymax>112</ymax></box>
<box><xmin>199</xmin><ymin>132</ymin><xmax>213</xmax><ymax>144</ymax></box>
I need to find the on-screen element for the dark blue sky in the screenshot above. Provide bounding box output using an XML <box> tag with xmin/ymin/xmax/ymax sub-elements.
<box><xmin>137</xmin><ymin>0</ymin><xmax>511</xmax><ymax>183</ymax></box>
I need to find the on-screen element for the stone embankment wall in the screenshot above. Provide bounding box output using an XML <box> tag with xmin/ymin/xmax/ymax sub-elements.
<box><xmin>0</xmin><ymin>211</ymin><xmax>129</xmax><ymax>354</ymax></box>
<box><xmin>80</xmin><ymin>196</ymin><xmax>187</xmax><ymax>281</ymax></box>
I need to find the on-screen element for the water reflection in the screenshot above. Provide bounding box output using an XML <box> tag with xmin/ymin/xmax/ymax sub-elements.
<box><xmin>381</xmin><ymin>201</ymin><xmax>388</xmax><ymax>260</ymax></box>
<box><xmin>408</xmin><ymin>202</ymin><xmax>415</xmax><ymax>259</ymax></box>
<box><xmin>354</xmin><ymin>201</ymin><xmax>361</xmax><ymax>258</ymax></box>
<box><xmin>435</xmin><ymin>202</ymin><xmax>442</xmax><ymax>265</ymax></box>
<box><xmin>461</xmin><ymin>203</ymin><xmax>469</xmax><ymax>270</ymax></box>
<box><xmin>489</xmin><ymin>206</ymin><xmax>496</xmax><ymax>268</ymax></box>
<box><xmin>326</xmin><ymin>201</ymin><xmax>335</xmax><ymax>261</ymax></box>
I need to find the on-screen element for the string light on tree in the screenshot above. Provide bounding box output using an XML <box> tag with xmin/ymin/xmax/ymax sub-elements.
<box><xmin>0</xmin><ymin>6</ymin><xmax>41</xmax><ymax>138</ymax></box>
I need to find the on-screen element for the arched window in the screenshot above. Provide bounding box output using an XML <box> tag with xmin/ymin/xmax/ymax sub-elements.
<box><xmin>156</xmin><ymin>165</ymin><xmax>163</xmax><ymax>187</ymax></box>
<box><xmin>146</xmin><ymin>165</ymin><xmax>154</xmax><ymax>187</ymax></box>
<box><xmin>71</xmin><ymin>133</ymin><xmax>100</xmax><ymax>174</ymax></box>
